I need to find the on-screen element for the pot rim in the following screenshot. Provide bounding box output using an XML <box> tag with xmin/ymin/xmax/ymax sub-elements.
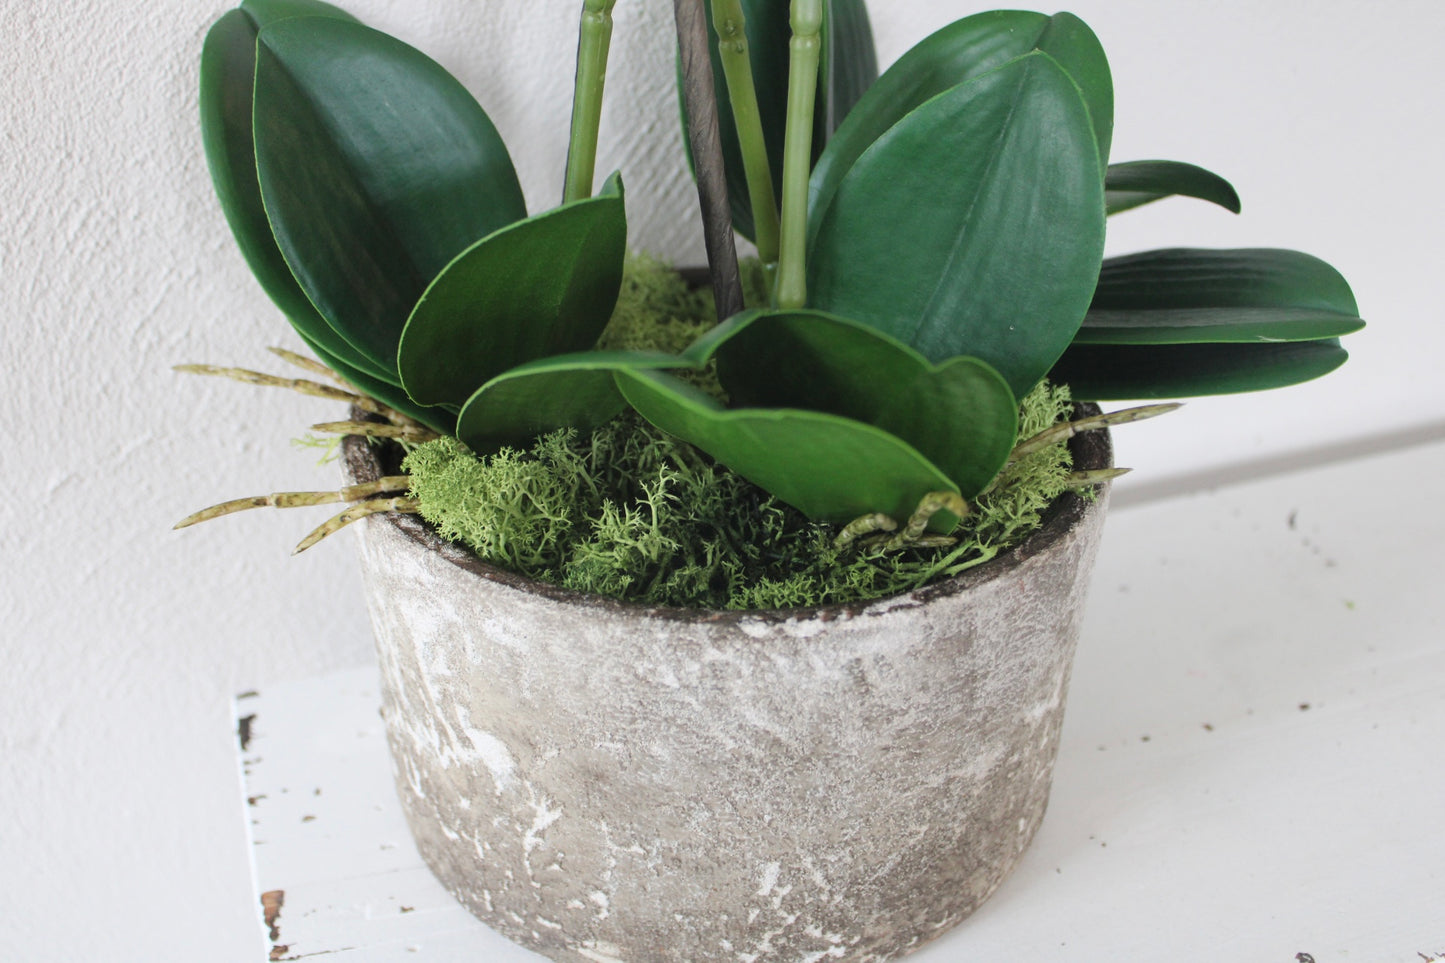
<box><xmin>344</xmin><ymin>403</ymin><xmax>1112</xmax><ymax>626</ymax></box>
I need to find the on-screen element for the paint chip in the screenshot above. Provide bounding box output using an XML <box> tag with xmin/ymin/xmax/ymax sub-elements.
<box><xmin>238</xmin><ymin>714</ymin><xmax>257</xmax><ymax>752</ymax></box>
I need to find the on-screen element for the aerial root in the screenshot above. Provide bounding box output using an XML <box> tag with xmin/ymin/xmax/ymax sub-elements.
<box><xmin>837</xmin><ymin>491</ymin><xmax>972</xmax><ymax>553</ymax></box>
<box><xmin>1063</xmin><ymin>467</ymin><xmax>1132</xmax><ymax>489</ymax></box>
<box><xmin>174</xmin><ymin>476</ymin><xmax>413</xmax><ymax>530</ymax></box>
<box><xmin>311</xmin><ymin>420</ymin><xmax>439</xmax><ymax>444</ymax></box>
<box><xmin>886</xmin><ymin>491</ymin><xmax>970</xmax><ymax>551</ymax></box>
<box><xmin>1009</xmin><ymin>403</ymin><xmax>1182</xmax><ymax>463</ymax></box>
<box><xmin>176</xmin><ymin>361</ymin><xmax>426</xmax><ymax>429</ymax></box>
<box><xmin>266</xmin><ymin>346</ymin><xmax>343</xmax><ymax>382</ymax></box>
<box><xmin>833</xmin><ymin>513</ymin><xmax>896</xmax><ymax>550</ymax></box>
<box><xmin>293</xmin><ymin>497</ymin><xmax>421</xmax><ymax>555</ymax></box>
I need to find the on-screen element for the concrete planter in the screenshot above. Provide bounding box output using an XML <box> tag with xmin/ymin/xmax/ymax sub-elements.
<box><xmin>343</xmin><ymin>419</ymin><xmax>1111</xmax><ymax>962</ymax></box>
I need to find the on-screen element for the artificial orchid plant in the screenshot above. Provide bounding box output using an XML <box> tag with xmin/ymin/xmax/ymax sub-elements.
<box><xmin>185</xmin><ymin>0</ymin><xmax>1363</xmax><ymax>550</ymax></box>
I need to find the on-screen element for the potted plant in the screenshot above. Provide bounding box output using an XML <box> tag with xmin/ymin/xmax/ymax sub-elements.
<box><xmin>180</xmin><ymin>1</ymin><xmax>1364</xmax><ymax>959</ymax></box>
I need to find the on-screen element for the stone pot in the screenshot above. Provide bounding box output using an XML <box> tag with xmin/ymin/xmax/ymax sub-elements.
<box><xmin>343</xmin><ymin>417</ymin><xmax>1112</xmax><ymax>963</ymax></box>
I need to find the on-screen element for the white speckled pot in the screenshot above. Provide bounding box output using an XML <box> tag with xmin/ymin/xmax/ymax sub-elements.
<box><xmin>343</xmin><ymin>422</ymin><xmax>1111</xmax><ymax>963</ymax></box>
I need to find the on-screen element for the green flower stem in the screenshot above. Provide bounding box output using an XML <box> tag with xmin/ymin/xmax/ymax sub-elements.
<box><xmin>775</xmin><ymin>0</ymin><xmax>822</xmax><ymax>309</ymax></box>
<box><xmin>711</xmin><ymin>0</ymin><xmax>781</xmax><ymax>270</ymax></box>
<box><xmin>564</xmin><ymin>0</ymin><xmax>619</xmax><ymax>204</ymax></box>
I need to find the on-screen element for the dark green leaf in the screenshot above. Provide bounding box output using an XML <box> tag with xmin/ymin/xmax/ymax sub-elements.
<box><xmin>684</xmin><ymin>0</ymin><xmax>878</xmax><ymax>240</ymax></box>
<box><xmin>1052</xmin><ymin>339</ymin><xmax>1350</xmax><ymax>400</ymax></box>
<box><xmin>1106</xmin><ymin>160</ymin><xmax>1241</xmax><ymax>215</ymax></box>
<box><xmin>707</xmin><ymin>310</ymin><xmax>1017</xmax><ymax>496</ymax></box>
<box><xmin>253</xmin><ymin>17</ymin><xmax>526</xmax><ymax>373</ymax></box>
<box><xmin>1091</xmin><ymin>248</ymin><xmax>1359</xmax><ymax>313</ymax></box>
<box><xmin>1075</xmin><ymin>247</ymin><xmax>1365</xmax><ymax>346</ymax></box>
<box><xmin>1078</xmin><ymin>307</ymin><xmax>1365</xmax><ymax>345</ymax></box>
<box><xmin>199</xmin><ymin>3</ymin><xmax>398</xmax><ymax>384</ymax></box>
<box><xmin>808</xmin><ymin>10</ymin><xmax>1112</xmax><ymax>249</ymax></box>
<box><xmin>820</xmin><ymin>0</ymin><xmax>879</xmax><ymax>138</ymax></box>
<box><xmin>808</xmin><ymin>52</ymin><xmax>1106</xmax><ymax>398</ymax></box>
<box><xmin>455</xmin><ymin>350</ymin><xmax>684</xmax><ymax>453</ymax></box>
<box><xmin>396</xmin><ymin>175</ymin><xmax>627</xmax><ymax>408</ymax></box>
<box><xmin>616</xmin><ymin>369</ymin><xmax>959</xmax><ymax>525</ymax></box>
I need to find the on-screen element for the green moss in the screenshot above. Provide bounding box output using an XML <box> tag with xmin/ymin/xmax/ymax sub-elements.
<box><xmin>400</xmin><ymin>254</ymin><xmax>1084</xmax><ymax>610</ymax></box>
<box><xmin>596</xmin><ymin>252</ymin><xmax>716</xmax><ymax>355</ymax></box>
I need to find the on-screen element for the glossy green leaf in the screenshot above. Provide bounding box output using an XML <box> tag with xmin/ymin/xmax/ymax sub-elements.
<box><xmin>819</xmin><ymin>0</ymin><xmax>879</xmax><ymax>139</ymax></box>
<box><xmin>1076</xmin><ymin>248</ymin><xmax>1365</xmax><ymax>344</ymax></box>
<box><xmin>685</xmin><ymin>0</ymin><xmax>877</xmax><ymax>240</ymax></box>
<box><xmin>1052</xmin><ymin>339</ymin><xmax>1350</xmax><ymax>400</ymax></box>
<box><xmin>296</xmin><ymin>331</ymin><xmax>457</xmax><ymax>435</ymax></box>
<box><xmin>808</xmin><ymin>11</ymin><xmax>1112</xmax><ymax>249</ymax></box>
<box><xmin>396</xmin><ymin>174</ymin><xmax>628</xmax><ymax>408</ymax></box>
<box><xmin>199</xmin><ymin>2</ymin><xmax>399</xmax><ymax>384</ymax></box>
<box><xmin>808</xmin><ymin>52</ymin><xmax>1106</xmax><ymax>399</ymax></box>
<box><xmin>1092</xmin><ymin>248</ymin><xmax>1359</xmax><ymax>313</ymax></box>
<box><xmin>253</xmin><ymin>17</ymin><xmax>526</xmax><ymax>373</ymax></box>
<box><xmin>616</xmin><ymin>369</ymin><xmax>959</xmax><ymax>525</ymax></box>
<box><xmin>1078</xmin><ymin>307</ymin><xmax>1365</xmax><ymax>346</ymax></box>
<box><xmin>706</xmin><ymin>310</ymin><xmax>1017</xmax><ymax>496</ymax></box>
<box><xmin>456</xmin><ymin>350</ymin><xmax>684</xmax><ymax>453</ymax></box>
<box><xmin>1106</xmin><ymin>160</ymin><xmax>1241</xmax><ymax>215</ymax></box>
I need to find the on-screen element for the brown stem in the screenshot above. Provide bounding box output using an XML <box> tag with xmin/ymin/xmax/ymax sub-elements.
<box><xmin>674</xmin><ymin>0</ymin><xmax>745</xmax><ymax>322</ymax></box>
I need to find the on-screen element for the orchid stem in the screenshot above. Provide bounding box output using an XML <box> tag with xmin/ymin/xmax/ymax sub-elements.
<box><xmin>564</xmin><ymin>0</ymin><xmax>618</xmax><ymax>204</ymax></box>
<box><xmin>774</xmin><ymin>0</ymin><xmax>822</xmax><ymax>310</ymax></box>
<box><xmin>675</xmin><ymin>0</ymin><xmax>745</xmax><ymax>321</ymax></box>
<box><xmin>710</xmin><ymin>0</ymin><xmax>780</xmax><ymax>271</ymax></box>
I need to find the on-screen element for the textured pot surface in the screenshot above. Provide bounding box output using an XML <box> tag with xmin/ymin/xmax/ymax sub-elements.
<box><xmin>345</xmin><ymin>427</ymin><xmax>1111</xmax><ymax>963</ymax></box>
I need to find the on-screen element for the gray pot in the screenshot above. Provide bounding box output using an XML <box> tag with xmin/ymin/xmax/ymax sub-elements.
<box><xmin>343</xmin><ymin>421</ymin><xmax>1111</xmax><ymax>963</ymax></box>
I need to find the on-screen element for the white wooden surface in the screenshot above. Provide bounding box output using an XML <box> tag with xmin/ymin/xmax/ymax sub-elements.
<box><xmin>238</xmin><ymin>440</ymin><xmax>1445</xmax><ymax>962</ymax></box>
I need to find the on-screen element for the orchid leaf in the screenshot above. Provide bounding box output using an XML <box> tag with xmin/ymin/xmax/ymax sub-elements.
<box><xmin>808</xmin><ymin>52</ymin><xmax>1106</xmax><ymax>399</ymax></box>
<box><xmin>253</xmin><ymin>16</ymin><xmax>526</xmax><ymax>374</ymax></box>
<box><xmin>1053</xmin><ymin>339</ymin><xmax>1350</xmax><ymax>400</ymax></box>
<box><xmin>1106</xmin><ymin>160</ymin><xmax>1241</xmax><ymax>215</ymax></box>
<box><xmin>1075</xmin><ymin>248</ymin><xmax>1364</xmax><ymax>344</ymax></box>
<box><xmin>616</xmin><ymin>369</ymin><xmax>959</xmax><ymax>526</ymax></box>
<box><xmin>684</xmin><ymin>0</ymin><xmax>877</xmax><ymax>241</ymax></box>
<box><xmin>808</xmin><ymin>11</ymin><xmax>1112</xmax><ymax>249</ymax></box>
<box><xmin>1092</xmin><ymin>248</ymin><xmax>1359</xmax><ymax>313</ymax></box>
<box><xmin>819</xmin><ymin>0</ymin><xmax>879</xmax><ymax>140</ymax></box>
<box><xmin>397</xmin><ymin>174</ymin><xmax>627</xmax><ymax>408</ymax></box>
<box><xmin>456</xmin><ymin>349</ymin><xmax>683</xmax><ymax>453</ymax></box>
<box><xmin>706</xmin><ymin>310</ymin><xmax>1018</xmax><ymax>497</ymax></box>
<box><xmin>199</xmin><ymin>2</ymin><xmax>399</xmax><ymax>384</ymax></box>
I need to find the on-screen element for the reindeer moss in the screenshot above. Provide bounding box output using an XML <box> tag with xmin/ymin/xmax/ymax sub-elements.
<box><xmin>401</xmin><ymin>255</ymin><xmax>1081</xmax><ymax>610</ymax></box>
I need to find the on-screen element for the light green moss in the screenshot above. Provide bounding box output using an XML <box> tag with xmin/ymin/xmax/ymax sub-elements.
<box><xmin>401</xmin><ymin>254</ymin><xmax>1083</xmax><ymax>610</ymax></box>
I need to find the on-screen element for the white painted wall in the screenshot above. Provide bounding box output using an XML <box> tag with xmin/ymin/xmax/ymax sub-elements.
<box><xmin>1</xmin><ymin>2</ymin><xmax>1440</xmax><ymax>959</ymax></box>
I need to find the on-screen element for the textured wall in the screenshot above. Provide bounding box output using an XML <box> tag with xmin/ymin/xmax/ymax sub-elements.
<box><xmin>2</xmin><ymin>1</ymin><xmax>1442</xmax><ymax>960</ymax></box>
